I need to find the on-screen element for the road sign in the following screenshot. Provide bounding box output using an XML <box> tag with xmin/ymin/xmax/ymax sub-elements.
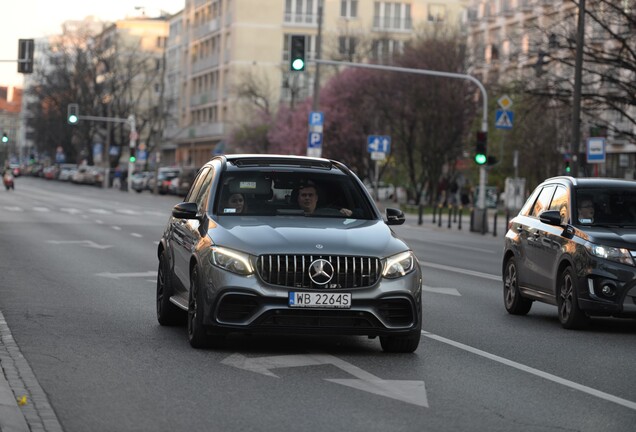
<box><xmin>495</xmin><ymin>110</ymin><xmax>513</xmax><ymax>129</ymax></box>
<box><xmin>308</xmin><ymin>112</ymin><xmax>324</xmax><ymax>127</ymax></box>
<box><xmin>308</xmin><ymin>132</ymin><xmax>322</xmax><ymax>148</ymax></box>
<box><xmin>587</xmin><ymin>137</ymin><xmax>606</xmax><ymax>163</ymax></box>
<box><xmin>367</xmin><ymin>135</ymin><xmax>391</xmax><ymax>154</ymax></box>
<box><xmin>497</xmin><ymin>95</ymin><xmax>513</xmax><ymax>110</ymax></box>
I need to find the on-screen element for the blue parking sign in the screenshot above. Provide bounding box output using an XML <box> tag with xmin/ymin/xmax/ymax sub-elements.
<box><xmin>307</xmin><ymin>132</ymin><xmax>322</xmax><ymax>148</ymax></box>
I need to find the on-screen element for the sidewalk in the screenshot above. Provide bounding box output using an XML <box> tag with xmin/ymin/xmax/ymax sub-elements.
<box><xmin>0</xmin><ymin>310</ymin><xmax>64</xmax><ymax>432</ymax></box>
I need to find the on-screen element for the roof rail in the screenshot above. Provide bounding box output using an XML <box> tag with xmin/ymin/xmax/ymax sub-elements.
<box><xmin>229</xmin><ymin>155</ymin><xmax>332</xmax><ymax>170</ymax></box>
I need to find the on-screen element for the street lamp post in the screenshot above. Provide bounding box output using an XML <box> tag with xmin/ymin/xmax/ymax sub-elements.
<box><xmin>571</xmin><ymin>0</ymin><xmax>586</xmax><ymax>177</ymax></box>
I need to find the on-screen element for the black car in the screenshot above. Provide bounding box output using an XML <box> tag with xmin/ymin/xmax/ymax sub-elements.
<box><xmin>503</xmin><ymin>176</ymin><xmax>636</xmax><ymax>329</ymax></box>
<box><xmin>156</xmin><ymin>154</ymin><xmax>422</xmax><ymax>352</ymax></box>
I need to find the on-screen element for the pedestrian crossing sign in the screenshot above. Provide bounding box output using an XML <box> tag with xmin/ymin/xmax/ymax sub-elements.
<box><xmin>495</xmin><ymin>110</ymin><xmax>513</xmax><ymax>129</ymax></box>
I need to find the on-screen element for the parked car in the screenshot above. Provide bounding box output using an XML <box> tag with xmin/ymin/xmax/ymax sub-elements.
<box><xmin>171</xmin><ymin>167</ymin><xmax>198</xmax><ymax>197</ymax></box>
<box><xmin>156</xmin><ymin>154</ymin><xmax>421</xmax><ymax>352</ymax></box>
<box><xmin>502</xmin><ymin>176</ymin><xmax>636</xmax><ymax>329</ymax></box>
<box><xmin>131</xmin><ymin>171</ymin><xmax>152</xmax><ymax>193</ymax></box>
<box><xmin>154</xmin><ymin>167</ymin><xmax>181</xmax><ymax>195</ymax></box>
<box><xmin>58</xmin><ymin>164</ymin><xmax>77</xmax><ymax>182</ymax></box>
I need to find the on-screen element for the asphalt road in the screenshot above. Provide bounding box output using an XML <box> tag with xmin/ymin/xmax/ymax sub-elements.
<box><xmin>0</xmin><ymin>176</ymin><xmax>635</xmax><ymax>432</ymax></box>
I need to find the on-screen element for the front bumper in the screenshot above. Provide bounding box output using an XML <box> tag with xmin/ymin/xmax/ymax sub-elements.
<box><xmin>200</xmin><ymin>266</ymin><xmax>422</xmax><ymax>337</ymax></box>
<box><xmin>577</xmin><ymin>256</ymin><xmax>636</xmax><ymax>318</ymax></box>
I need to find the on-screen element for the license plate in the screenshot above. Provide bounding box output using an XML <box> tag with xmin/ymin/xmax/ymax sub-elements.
<box><xmin>288</xmin><ymin>292</ymin><xmax>351</xmax><ymax>309</ymax></box>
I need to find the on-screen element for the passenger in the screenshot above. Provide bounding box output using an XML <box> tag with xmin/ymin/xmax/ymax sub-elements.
<box><xmin>577</xmin><ymin>197</ymin><xmax>594</xmax><ymax>223</ymax></box>
<box><xmin>227</xmin><ymin>193</ymin><xmax>246</xmax><ymax>214</ymax></box>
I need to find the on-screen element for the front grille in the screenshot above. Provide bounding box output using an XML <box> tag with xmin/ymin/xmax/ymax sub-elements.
<box><xmin>256</xmin><ymin>309</ymin><xmax>380</xmax><ymax>329</ymax></box>
<box><xmin>257</xmin><ymin>255</ymin><xmax>382</xmax><ymax>289</ymax></box>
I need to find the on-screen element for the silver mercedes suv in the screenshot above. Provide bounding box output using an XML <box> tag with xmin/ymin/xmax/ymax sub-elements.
<box><xmin>156</xmin><ymin>154</ymin><xmax>422</xmax><ymax>352</ymax></box>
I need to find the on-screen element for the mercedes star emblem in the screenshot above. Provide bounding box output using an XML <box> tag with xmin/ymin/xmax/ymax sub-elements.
<box><xmin>308</xmin><ymin>259</ymin><xmax>334</xmax><ymax>285</ymax></box>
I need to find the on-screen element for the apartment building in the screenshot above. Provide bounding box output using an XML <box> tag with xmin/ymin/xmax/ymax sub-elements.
<box><xmin>0</xmin><ymin>86</ymin><xmax>22</xmax><ymax>164</ymax></box>
<box><xmin>464</xmin><ymin>0</ymin><xmax>636</xmax><ymax>178</ymax></box>
<box><xmin>168</xmin><ymin>0</ymin><xmax>468</xmax><ymax>168</ymax></box>
<box><xmin>95</xmin><ymin>16</ymin><xmax>170</xmax><ymax>167</ymax></box>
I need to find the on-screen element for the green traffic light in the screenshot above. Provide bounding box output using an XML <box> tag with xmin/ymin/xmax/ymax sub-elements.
<box><xmin>474</xmin><ymin>153</ymin><xmax>487</xmax><ymax>165</ymax></box>
<box><xmin>291</xmin><ymin>59</ymin><xmax>305</xmax><ymax>71</ymax></box>
<box><xmin>129</xmin><ymin>156</ymin><xmax>136</xmax><ymax>163</ymax></box>
<box><xmin>1</xmin><ymin>135</ymin><xmax>8</xmax><ymax>143</ymax></box>
<box><xmin>68</xmin><ymin>115</ymin><xmax>78</xmax><ymax>124</ymax></box>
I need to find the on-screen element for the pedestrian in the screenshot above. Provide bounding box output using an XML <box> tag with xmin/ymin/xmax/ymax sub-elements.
<box><xmin>113</xmin><ymin>165</ymin><xmax>122</xmax><ymax>190</ymax></box>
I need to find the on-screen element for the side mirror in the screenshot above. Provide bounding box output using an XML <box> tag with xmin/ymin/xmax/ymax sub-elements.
<box><xmin>172</xmin><ymin>202</ymin><xmax>199</xmax><ymax>220</ymax></box>
<box><xmin>385</xmin><ymin>208</ymin><xmax>405</xmax><ymax>225</ymax></box>
<box><xmin>539</xmin><ymin>210</ymin><xmax>563</xmax><ymax>226</ymax></box>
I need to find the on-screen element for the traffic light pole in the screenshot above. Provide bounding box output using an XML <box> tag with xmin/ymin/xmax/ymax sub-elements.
<box><xmin>312</xmin><ymin>59</ymin><xmax>489</xmax><ymax>210</ymax></box>
<box><xmin>72</xmin><ymin>113</ymin><xmax>137</xmax><ymax>193</ymax></box>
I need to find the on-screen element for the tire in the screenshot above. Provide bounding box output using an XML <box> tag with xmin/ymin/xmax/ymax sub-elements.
<box><xmin>187</xmin><ymin>266</ymin><xmax>222</xmax><ymax>348</ymax></box>
<box><xmin>557</xmin><ymin>267</ymin><xmax>588</xmax><ymax>329</ymax></box>
<box><xmin>156</xmin><ymin>251</ymin><xmax>184</xmax><ymax>326</ymax></box>
<box><xmin>380</xmin><ymin>330</ymin><xmax>421</xmax><ymax>353</ymax></box>
<box><xmin>503</xmin><ymin>257</ymin><xmax>533</xmax><ymax>315</ymax></box>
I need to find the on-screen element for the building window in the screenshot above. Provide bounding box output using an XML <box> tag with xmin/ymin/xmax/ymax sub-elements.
<box><xmin>340</xmin><ymin>0</ymin><xmax>358</xmax><ymax>18</ymax></box>
<box><xmin>428</xmin><ymin>4</ymin><xmax>446</xmax><ymax>22</ymax></box>
<box><xmin>373</xmin><ymin>2</ymin><xmax>412</xmax><ymax>31</ymax></box>
<box><xmin>338</xmin><ymin>36</ymin><xmax>357</xmax><ymax>58</ymax></box>
<box><xmin>285</xmin><ymin>0</ymin><xmax>318</xmax><ymax>24</ymax></box>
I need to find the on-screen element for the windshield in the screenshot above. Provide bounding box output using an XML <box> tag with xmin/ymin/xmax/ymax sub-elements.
<box><xmin>576</xmin><ymin>187</ymin><xmax>636</xmax><ymax>226</ymax></box>
<box><xmin>215</xmin><ymin>170</ymin><xmax>374</xmax><ymax>219</ymax></box>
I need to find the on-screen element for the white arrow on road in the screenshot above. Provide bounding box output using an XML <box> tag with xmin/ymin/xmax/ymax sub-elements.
<box><xmin>422</xmin><ymin>285</ymin><xmax>461</xmax><ymax>296</ymax></box>
<box><xmin>222</xmin><ymin>353</ymin><xmax>428</xmax><ymax>407</ymax></box>
<box><xmin>46</xmin><ymin>240</ymin><xmax>112</xmax><ymax>249</ymax></box>
<box><xmin>96</xmin><ymin>271</ymin><xmax>156</xmax><ymax>279</ymax></box>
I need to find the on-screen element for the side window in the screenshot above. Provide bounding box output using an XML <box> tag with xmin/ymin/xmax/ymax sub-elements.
<box><xmin>520</xmin><ymin>187</ymin><xmax>542</xmax><ymax>216</ymax></box>
<box><xmin>531</xmin><ymin>185</ymin><xmax>556</xmax><ymax>218</ymax></box>
<box><xmin>549</xmin><ymin>186</ymin><xmax>569</xmax><ymax>223</ymax></box>
<box><xmin>196</xmin><ymin>168</ymin><xmax>215</xmax><ymax>209</ymax></box>
<box><xmin>185</xmin><ymin>167</ymin><xmax>209</xmax><ymax>203</ymax></box>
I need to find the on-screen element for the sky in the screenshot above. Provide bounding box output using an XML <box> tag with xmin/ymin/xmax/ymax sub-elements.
<box><xmin>0</xmin><ymin>0</ymin><xmax>183</xmax><ymax>88</ymax></box>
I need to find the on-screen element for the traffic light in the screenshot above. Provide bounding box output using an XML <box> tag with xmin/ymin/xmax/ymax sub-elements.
<box><xmin>289</xmin><ymin>35</ymin><xmax>306</xmax><ymax>72</ymax></box>
<box><xmin>565</xmin><ymin>160</ymin><xmax>571</xmax><ymax>174</ymax></box>
<box><xmin>129</xmin><ymin>148</ymin><xmax>136</xmax><ymax>163</ymax></box>
<box><xmin>474</xmin><ymin>131</ymin><xmax>487</xmax><ymax>165</ymax></box>
<box><xmin>1</xmin><ymin>133</ymin><xmax>8</xmax><ymax>143</ymax></box>
<box><xmin>67</xmin><ymin>103</ymin><xmax>79</xmax><ymax>125</ymax></box>
<box><xmin>17</xmin><ymin>39</ymin><xmax>34</xmax><ymax>74</ymax></box>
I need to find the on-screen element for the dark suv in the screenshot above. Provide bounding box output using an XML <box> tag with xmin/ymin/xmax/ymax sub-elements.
<box><xmin>503</xmin><ymin>176</ymin><xmax>636</xmax><ymax>329</ymax></box>
<box><xmin>156</xmin><ymin>155</ymin><xmax>422</xmax><ymax>352</ymax></box>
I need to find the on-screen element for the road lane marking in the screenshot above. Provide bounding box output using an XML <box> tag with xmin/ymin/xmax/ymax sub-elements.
<box><xmin>112</xmin><ymin>226</ymin><xmax>122</xmax><ymax>231</ymax></box>
<box><xmin>422</xmin><ymin>331</ymin><xmax>636</xmax><ymax>411</ymax></box>
<box><xmin>422</xmin><ymin>285</ymin><xmax>461</xmax><ymax>296</ymax></box>
<box><xmin>222</xmin><ymin>353</ymin><xmax>428</xmax><ymax>407</ymax></box>
<box><xmin>420</xmin><ymin>261</ymin><xmax>500</xmax><ymax>281</ymax></box>
<box><xmin>4</xmin><ymin>206</ymin><xmax>22</xmax><ymax>211</ymax></box>
<box><xmin>33</xmin><ymin>207</ymin><xmax>50</xmax><ymax>212</ymax></box>
<box><xmin>89</xmin><ymin>209</ymin><xmax>112</xmax><ymax>214</ymax></box>
<box><xmin>96</xmin><ymin>271</ymin><xmax>156</xmax><ymax>279</ymax></box>
<box><xmin>46</xmin><ymin>240</ymin><xmax>112</xmax><ymax>249</ymax></box>
<box><xmin>130</xmin><ymin>233</ymin><xmax>143</xmax><ymax>238</ymax></box>
<box><xmin>60</xmin><ymin>208</ymin><xmax>82</xmax><ymax>215</ymax></box>
<box><xmin>96</xmin><ymin>220</ymin><xmax>104</xmax><ymax>224</ymax></box>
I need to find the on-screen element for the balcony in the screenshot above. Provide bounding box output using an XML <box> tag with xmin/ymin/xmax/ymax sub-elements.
<box><xmin>372</xmin><ymin>16</ymin><xmax>412</xmax><ymax>32</ymax></box>
<box><xmin>190</xmin><ymin>90</ymin><xmax>219</xmax><ymax>107</ymax></box>
<box><xmin>284</xmin><ymin>13</ymin><xmax>318</xmax><ymax>26</ymax></box>
<box><xmin>192</xmin><ymin>55</ymin><xmax>220</xmax><ymax>74</ymax></box>
<box><xmin>187</xmin><ymin>123</ymin><xmax>224</xmax><ymax>140</ymax></box>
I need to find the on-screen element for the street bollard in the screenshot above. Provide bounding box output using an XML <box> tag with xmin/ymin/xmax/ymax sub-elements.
<box><xmin>418</xmin><ymin>204</ymin><xmax>423</xmax><ymax>225</ymax></box>
<box><xmin>447</xmin><ymin>206</ymin><xmax>452</xmax><ymax>228</ymax></box>
<box><xmin>481</xmin><ymin>208</ymin><xmax>487</xmax><ymax>235</ymax></box>
<box><xmin>458</xmin><ymin>207</ymin><xmax>463</xmax><ymax>230</ymax></box>
<box><xmin>493</xmin><ymin>212</ymin><xmax>498</xmax><ymax>237</ymax></box>
<box><xmin>432</xmin><ymin>205</ymin><xmax>436</xmax><ymax>224</ymax></box>
<box><xmin>470</xmin><ymin>207</ymin><xmax>474</xmax><ymax>231</ymax></box>
<box><xmin>438</xmin><ymin>205</ymin><xmax>442</xmax><ymax>227</ymax></box>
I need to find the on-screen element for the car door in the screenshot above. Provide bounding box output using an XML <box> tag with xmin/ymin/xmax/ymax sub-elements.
<box><xmin>534</xmin><ymin>185</ymin><xmax>569</xmax><ymax>295</ymax></box>
<box><xmin>522</xmin><ymin>184</ymin><xmax>556</xmax><ymax>291</ymax></box>
<box><xmin>171</xmin><ymin>167</ymin><xmax>210</xmax><ymax>289</ymax></box>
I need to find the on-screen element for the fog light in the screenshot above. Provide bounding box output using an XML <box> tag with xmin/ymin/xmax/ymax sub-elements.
<box><xmin>601</xmin><ymin>284</ymin><xmax>616</xmax><ymax>297</ymax></box>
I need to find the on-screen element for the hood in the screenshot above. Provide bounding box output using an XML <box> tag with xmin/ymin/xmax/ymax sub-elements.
<box><xmin>208</xmin><ymin>216</ymin><xmax>409</xmax><ymax>258</ymax></box>
<box><xmin>583</xmin><ymin>226</ymin><xmax>636</xmax><ymax>249</ymax></box>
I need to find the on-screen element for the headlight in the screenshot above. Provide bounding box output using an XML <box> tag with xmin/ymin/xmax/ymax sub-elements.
<box><xmin>584</xmin><ymin>242</ymin><xmax>634</xmax><ymax>266</ymax></box>
<box><xmin>383</xmin><ymin>251</ymin><xmax>416</xmax><ymax>278</ymax></box>
<box><xmin>210</xmin><ymin>246</ymin><xmax>254</xmax><ymax>275</ymax></box>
